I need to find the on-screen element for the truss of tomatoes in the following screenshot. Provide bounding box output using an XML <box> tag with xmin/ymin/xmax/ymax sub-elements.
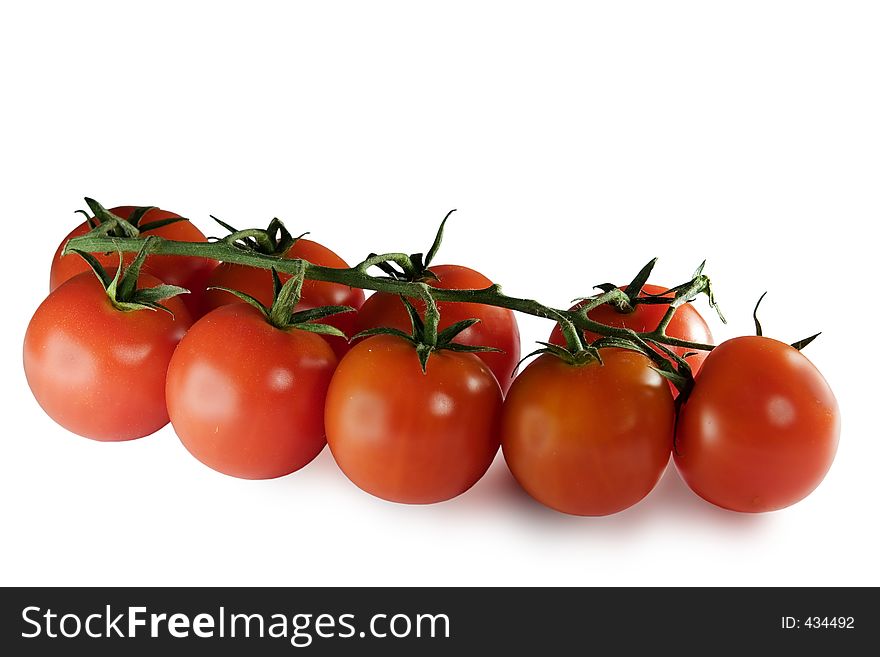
<box><xmin>23</xmin><ymin>201</ymin><xmax>841</xmax><ymax>516</ymax></box>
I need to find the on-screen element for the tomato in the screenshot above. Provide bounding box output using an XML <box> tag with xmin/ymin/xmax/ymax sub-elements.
<box><xmin>23</xmin><ymin>271</ymin><xmax>192</xmax><ymax>441</ymax></box>
<box><xmin>325</xmin><ymin>334</ymin><xmax>503</xmax><ymax>504</ymax></box>
<box><xmin>354</xmin><ymin>265</ymin><xmax>520</xmax><ymax>393</ymax></box>
<box><xmin>501</xmin><ymin>349</ymin><xmax>675</xmax><ymax>515</ymax></box>
<box><xmin>166</xmin><ymin>303</ymin><xmax>338</xmax><ymax>480</ymax></box>
<box><xmin>50</xmin><ymin>205</ymin><xmax>217</xmax><ymax>317</ymax></box>
<box><xmin>549</xmin><ymin>283</ymin><xmax>713</xmax><ymax>377</ymax></box>
<box><xmin>202</xmin><ymin>238</ymin><xmax>364</xmax><ymax>359</ymax></box>
<box><xmin>674</xmin><ymin>336</ymin><xmax>839</xmax><ymax>512</ymax></box>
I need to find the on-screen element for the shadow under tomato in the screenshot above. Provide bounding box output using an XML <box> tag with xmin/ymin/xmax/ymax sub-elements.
<box><xmin>271</xmin><ymin>444</ymin><xmax>771</xmax><ymax>536</ymax></box>
<box><xmin>454</xmin><ymin>456</ymin><xmax>772</xmax><ymax>536</ymax></box>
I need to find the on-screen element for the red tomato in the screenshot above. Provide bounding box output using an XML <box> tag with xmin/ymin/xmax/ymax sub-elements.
<box><xmin>50</xmin><ymin>206</ymin><xmax>217</xmax><ymax>317</ymax></box>
<box><xmin>202</xmin><ymin>238</ymin><xmax>364</xmax><ymax>359</ymax></box>
<box><xmin>674</xmin><ymin>336</ymin><xmax>839</xmax><ymax>512</ymax></box>
<box><xmin>549</xmin><ymin>283</ymin><xmax>713</xmax><ymax>376</ymax></box>
<box><xmin>325</xmin><ymin>334</ymin><xmax>503</xmax><ymax>504</ymax></box>
<box><xmin>23</xmin><ymin>271</ymin><xmax>192</xmax><ymax>441</ymax></box>
<box><xmin>501</xmin><ymin>349</ymin><xmax>674</xmax><ymax>516</ymax></box>
<box><xmin>166</xmin><ymin>303</ymin><xmax>338</xmax><ymax>480</ymax></box>
<box><xmin>354</xmin><ymin>265</ymin><xmax>520</xmax><ymax>393</ymax></box>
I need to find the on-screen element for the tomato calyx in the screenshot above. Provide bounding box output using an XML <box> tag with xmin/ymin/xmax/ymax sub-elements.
<box><xmin>362</xmin><ymin>210</ymin><xmax>456</xmax><ymax>284</ymax></box>
<box><xmin>211</xmin><ymin>216</ymin><xmax>306</xmax><ymax>258</ymax></box>
<box><xmin>354</xmin><ymin>291</ymin><xmax>500</xmax><ymax>372</ymax></box>
<box><xmin>210</xmin><ymin>264</ymin><xmax>354</xmax><ymax>335</ymax></box>
<box><xmin>74</xmin><ymin>198</ymin><xmax>189</xmax><ymax>239</ymax></box>
<box><xmin>71</xmin><ymin>237</ymin><xmax>190</xmax><ymax>314</ymax></box>
<box><xmin>592</xmin><ymin>258</ymin><xmax>659</xmax><ymax>313</ymax></box>
<box><xmin>752</xmin><ymin>292</ymin><xmax>822</xmax><ymax>351</ymax></box>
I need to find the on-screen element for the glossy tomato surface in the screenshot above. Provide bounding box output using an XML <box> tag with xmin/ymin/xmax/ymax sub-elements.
<box><xmin>325</xmin><ymin>334</ymin><xmax>503</xmax><ymax>504</ymax></box>
<box><xmin>674</xmin><ymin>336</ymin><xmax>839</xmax><ymax>512</ymax></box>
<box><xmin>501</xmin><ymin>350</ymin><xmax>675</xmax><ymax>515</ymax></box>
<box><xmin>549</xmin><ymin>283</ymin><xmax>713</xmax><ymax>375</ymax></box>
<box><xmin>354</xmin><ymin>265</ymin><xmax>520</xmax><ymax>393</ymax></box>
<box><xmin>166</xmin><ymin>303</ymin><xmax>338</xmax><ymax>480</ymax></box>
<box><xmin>202</xmin><ymin>238</ymin><xmax>364</xmax><ymax>359</ymax></box>
<box><xmin>24</xmin><ymin>271</ymin><xmax>192</xmax><ymax>441</ymax></box>
<box><xmin>50</xmin><ymin>206</ymin><xmax>216</xmax><ymax>317</ymax></box>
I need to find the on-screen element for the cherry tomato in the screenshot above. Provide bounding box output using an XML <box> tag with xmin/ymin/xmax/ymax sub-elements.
<box><xmin>51</xmin><ymin>206</ymin><xmax>216</xmax><ymax>317</ymax></box>
<box><xmin>674</xmin><ymin>336</ymin><xmax>839</xmax><ymax>512</ymax></box>
<box><xmin>549</xmin><ymin>283</ymin><xmax>713</xmax><ymax>377</ymax></box>
<box><xmin>354</xmin><ymin>265</ymin><xmax>520</xmax><ymax>393</ymax></box>
<box><xmin>23</xmin><ymin>271</ymin><xmax>192</xmax><ymax>441</ymax></box>
<box><xmin>325</xmin><ymin>334</ymin><xmax>503</xmax><ymax>504</ymax></box>
<box><xmin>166</xmin><ymin>303</ymin><xmax>338</xmax><ymax>480</ymax></box>
<box><xmin>501</xmin><ymin>349</ymin><xmax>675</xmax><ymax>516</ymax></box>
<box><xmin>202</xmin><ymin>238</ymin><xmax>364</xmax><ymax>359</ymax></box>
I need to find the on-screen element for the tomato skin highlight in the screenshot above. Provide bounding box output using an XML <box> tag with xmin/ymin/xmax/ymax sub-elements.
<box><xmin>354</xmin><ymin>265</ymin><xmax>521</xmax><ymax>393</ymax></box>
<box><xmin>202</xmin><ymin>238</ymin><xmax>365</xmax><ymax>360</ymax></box>
<box><xmin>23</xmin><ymin>271</ymin><xmax>192</xmax><ymax>441</ymax></box>
<box><xmin>501</xmin><ymin>350</ymin><xmax>675</xmax><ymax>516</ymax></box>
<box><xmin>50</xmin><ymin>206</ymin><xmax>217</xmax><ymax>317</ymax></box>
<box><xmin>548</xmin><ymin>283</ymin><xmax>713</xmax><ymax>376</ymax></box>
<box><xmin>166</xmin><ymin>303</ymin><xmax>338</xmax><ymax>480</ymax></box>
<box><xmin>325</xmin><ymin>334</ymin><xmax>503</xmax><ymax>504</ymax></box>
<box><xmin>674</xmin><ymin>336</ymin><xmax>840</xmax><ymax>513</ymax></box>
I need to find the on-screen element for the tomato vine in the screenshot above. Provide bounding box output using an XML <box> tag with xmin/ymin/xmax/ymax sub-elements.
<box><xmin>63</xmin><ymin>201</ymin><xmax>725</xmax><ymax>388</ymax></box>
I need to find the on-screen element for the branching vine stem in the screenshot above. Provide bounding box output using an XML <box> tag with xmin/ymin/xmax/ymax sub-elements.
<box><xmin>63</xmin><ymin>234</ymin><xmax>717</xmax><ymax>358</ymax></box>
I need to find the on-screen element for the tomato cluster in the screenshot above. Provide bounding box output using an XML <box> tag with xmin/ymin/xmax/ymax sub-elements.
<box><xmin>23</xmin><ymin>202</ymin><xmax>841</xmax><ymax>516</ymax></box>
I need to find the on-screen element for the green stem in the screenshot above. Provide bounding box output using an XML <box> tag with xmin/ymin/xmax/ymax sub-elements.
<box><xmin>63</xmin><ymin>234</ymin><xmax>716</xmax><ymax>353</ymax></box>
<box><xmin>417</xmin><ymin>283</ymin><xmax>440</xmax><ymax>347</ymax></box>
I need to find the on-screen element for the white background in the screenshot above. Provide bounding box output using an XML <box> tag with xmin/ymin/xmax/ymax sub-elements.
<box><xmin>1</xmin><ymin>1</ymin><xmax>878</xmax><ymax>587</ymax></box>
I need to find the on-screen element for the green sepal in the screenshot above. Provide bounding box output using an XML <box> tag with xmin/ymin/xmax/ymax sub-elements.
<box><xmin>74</xmin><ymin>209</ymin><xmax>96</xmax><ymax>229</ymax></box>
<box><xmin>268</xmin><ymin>218</ymin><xmax>298</xmax><ymax>256</ymax></box>
<box><xmin>212</xmin><ymin>216</ymin><xmax>302</xmax><ymax>256</ymax></box>
<box><xmin>704</xmin><ymin>278</ymin><xmax>726</xmax><ymax>324</ymax></box>
<box><xmin>211</xmin><ymin>215</ymin><xmax>256</xmax><ymax>249</ymax></box>
<box><xmin>753</xmin><ymin>291</ymin><xmax>768</xmax><ymax>336</ymax></box>
<box><xmin>624</xmin><ymin>257</ymin><xmax>658</xmax><ymax>301</ymax></box>
<box><xmin>791</xmin><ymin>332</ymin><xmax>821</xmax><ymax>351</ymax></box>
<box><xmin>351</xmin><ymin>327</ymin><xmax>414</xmax><ymax>342</ymax></box>
<box><xmin>133</xmin><ymin>284</ymin><xmax>191</xmax><ymax>305</ymax></box>
<box><xmin>288</xmin><ymin>305</ymin><xmax>355</xmax><ymax>325</ymax></box>
<box><xmin>421</xmin><ymin>268</ymin><xmax>440</xmax><ymax>283</ymax></box>
<box><xmin>436</xmin><ymin>318</ymin><xmax>480</xmax><ymax>345</ymax></box>
<box><xmin>424</xmin><ymin>209</ymin><xmax>455</xmax><ymax>268</ymax></box>
<box><xmin>83</xmin><ymin>198</ymin><xmax>140</xmax><ymax>238</ymax></box>
<box><xmin>400</xmin><ymin>296</ymin><xmax>426</xmax><ymax>341</ymax></box>
<box><xmin>410</xmin><ymin>252</ymin><xmax>426</xmax><ymax>274</ymax></box>
<box><xmin>355</xmin><ymin>294</ymin><xmax>497</xmax><ymax>371</ymax></box>
<box><xmin>126</xmin><ymin>206</ymin><xmax>156</xmax><ymax>227</ymax></box>
<box><xmin>371</xmin><ymin>257</ymin><xmax>404</xmax><ymax>280</ymax></box>
<box><xmin>71</xmin><ymin>239</ymin><xmax>189</xmax><ymax>315</ymax></box>
<box><xmin>206</xmin><ymin>286</ymin><xmax>271</xmax><ymax>320</ymax></box>
<box><xmin>440</xmin><ymin>343</ymin><xmax>502</xmax><ymax>354</ymax></box>
<box><xmin>213</xmin><ymin>268</ymin><xmax>352</xmax><ymax>337</ymax></box>
<box><xmin>645</xmin><ymin>339</ymin><xmax>695</xmax><ymax>398</ymax></box>
<box><xmin>71</xmin><ymin>249</ymin><xmax>114</xmax><ymax>288</ymax></box>
<box><xmin>138</xmin><ymin>215</ymin><xmax>188</xmax><ymax>233</ymax></box>
<box><xmin>288</xmin><ymin>322</ymin><xmax>348</xmax><ymax>338</ymax></box>
<box><xmin>653</xmin><ymin>366</ymin><xmax>690</xmax><ymax>391</ymax></box>
<box><xmin>511</xmin><ymin>340</ymin><xmax>602</xmax><ymax>374</ymax></box>
<box><xmin>364</xmin><ymin>209</ymin><xmax>456</xmax><ymax>284</ymax></box>
<box><xmin>591</xmin><ymin>336</ymin><xmax>652</xmax><ymax>357</ymax></box>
